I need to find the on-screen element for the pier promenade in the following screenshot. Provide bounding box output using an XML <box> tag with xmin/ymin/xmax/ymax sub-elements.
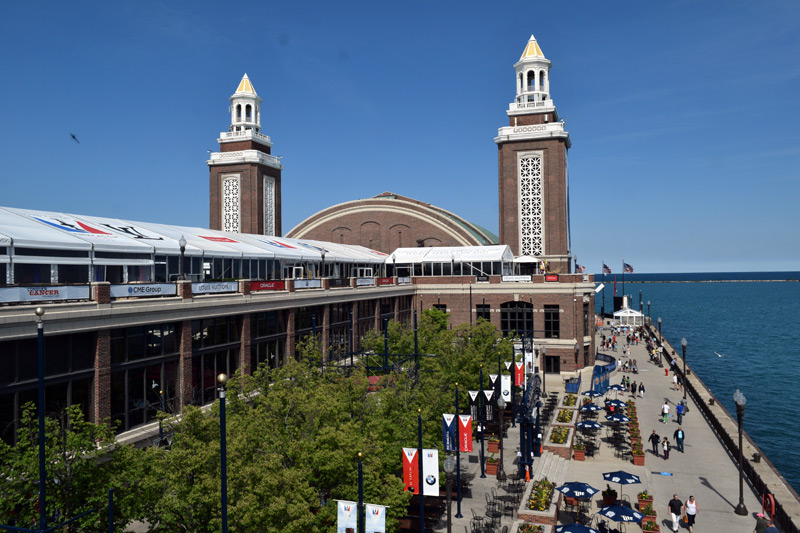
<box><xmin>430</xmin><ymin>323</ymin><xmax>797</xmax><ymax>533</ymax></box>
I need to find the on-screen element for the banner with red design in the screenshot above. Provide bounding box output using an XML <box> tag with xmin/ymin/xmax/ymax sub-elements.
<box><xmin>402</xmin><ymin>448</ymin><xmax>419</xmax><ymax>494</ymax></box>
<box><xmin>458</xmin><ymin>415</ymin><xmax>473</xmax><ymax>452</ymax></box>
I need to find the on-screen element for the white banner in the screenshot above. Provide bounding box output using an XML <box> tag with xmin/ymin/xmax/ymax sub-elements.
<box><xmin>365</xmin><ymin>503</ymin><xmax>386</xmax><ymax>533</ymax></box>
<box><xmin>422</xmin><ymin>448</ymin><xmax>439</xmax><ymax>496</ymax></box>
<box><xmin>502</xmin><ymin>275</ymin><xmax>532</xmax><ymax>282</ymax></box>
<box><xmin>356</xmin><ymin>277</ymin><xmax>375</xmax><ymax>286</ymax></box>
<box><xmin>110</xmin><ymin>283</ymin><xmax>176</xmax><ymax>298</ymax></box>
<box><xmin>336</xmin><ymin>500</ymin><xmax>357</xmax><ymax>533</ymax></box>
<box><xmin>397</xmin><ymin>276</ymin><xmax>411</xmax><ymax>284</ymax></box>
<box><xmin>192</xmin><ymin>281</ymin><xmax>238</xmax><ymax>294</ymax></box>
<box><xmin>0</xmin><ymin>286</ymin><xmax>90</xmax><ymax>303</ymax></box>
<box><xmin>501</xmin><ymin>374</ymin><xmax>512</xmax><ymax>402</ymax></box>
<box><xmin>294</xmin><ymin>279</ymin><xmax>322</xmax><ymax>289</ymax></box>
<box><xmin>504</xmin><ymin>360</ymin><xmax>512</xmax><ymax>370</ymax></box>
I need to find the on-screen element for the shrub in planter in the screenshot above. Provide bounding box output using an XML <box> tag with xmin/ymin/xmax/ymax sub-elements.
<box><xmin>550</xmin><ymin>427</ymin><xmax>569</xmax><ymax>444</ymax></box>
<box><xmin>602</xmin><ymin>484</ymin><xmax>618</xmax><ymax>506</ymax></box>
<box><xmin>557</xmin><ymin>409</ymin><xmax>574</xmax><ymax>423</ymax></box>
<box><xmin>519</xmin><ymin>525</ymin><xmax>545</xmax><ymax>533</ymax></box>
<box><xmin>528</xmin><ymin>478</ymin><xmax>556</xmax><ymax>511</ymax></box>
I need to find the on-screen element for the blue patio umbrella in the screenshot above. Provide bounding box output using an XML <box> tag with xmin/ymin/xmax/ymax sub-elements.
<box><xmin>606</xmin><ymin>399</ymin><xmax>627</xmax><ymax>409</ymax></box>
<box><xmin>605</xmin><ymin>413</ymin><xmax>631</xmax><ymax>423</ymax></box>
<box><xmin>580</xmin><ymin>403</ymin><xmax>601</xmax><ymax>412</ymax></box>
<box><xmin>576</xmin><ymin>420</ymin><xmax>604</xmax><ymax>430</ymax></box>
<box><xmin>597</xmin><ymin>504</ymin><xmax>644</xmax><ymax>524</ymax></box>
<box><xmin>555</xmin><ymin>524</ymin><xmax>601</xmax><ymax>533</ymax></box>
<box><xmin>581</xmin><ymin>390</ymin><xmax>603</xmax><ymax>398</ymax></box>
<box><xmin>602</xmin><ymin>470</ymin><xmax>641</xmax><ymax>485</ymax></box>
<box><xmin>556</xmin><ymin>482</ymin><xmax>600</xmax><ymax>499</ymax></box>
<box><xmin>608</xmin><ymin>384</ymin><xmax>626</xmax><ymax>392</ymax></box>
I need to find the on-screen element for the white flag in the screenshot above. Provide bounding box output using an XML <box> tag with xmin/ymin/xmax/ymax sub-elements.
<box><xmin>337</xmin><ymin>500</ymin><xmax>357</xmax><ymax>533</ymax></box>
<box><xmin>365</xmin><ymin>503</ymin><xmax>386</xmax><ymax>533</ymax></box>
<box><xmin>501</xmin><ymin>374</ymin><xmax>511</xmax><ymax>401</ymax></box>
<box><xmin>422</xmin><ymin>448</ymin><xmax>439</xmax><ymax>496</ymax></box>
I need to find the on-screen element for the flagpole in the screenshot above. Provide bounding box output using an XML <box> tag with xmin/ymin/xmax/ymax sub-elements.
<box><xmin>479</xmin><ymin>365</ymin><xmax>486</xmax><ymax>478</ymax></box>
<box><xmin>601</xmin><ymin>261</ymin><xmax>606</xmax><ymax>318</ymax></box>
<box><xmin>455</xmin><ymin>383</ymin><xmax>463</xmax><ymax>518</ymax></box>
<box><xmin>622</xmin><ymin>260</ymin><xmax>625</xmax><ymax>301</ymax></box>
<box><xmin>417</xmin><ymin>409</ymin><xmax>424</xmax><ymax>533</ymax></box>
<box><xmin>358</xmin><ymin>453</ymin><xmax>364</xmax><ymax>533</ymax></box>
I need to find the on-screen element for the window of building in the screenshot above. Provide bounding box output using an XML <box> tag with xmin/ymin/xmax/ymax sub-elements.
<box><xmin>433</xmin><ymin>304</ymin><xmax>447</xmax><ymax>313</ymax></box>
<box><xmin>476</xmin><ymin>304</ymin><xmax>491</xmax><ymax>322</ymax></box>
<box><xmin>583</xmin><ymin>303</ymin><xmax>589</xmax><ymax>336</ymax></box>
<box><xmin>500</xmin><ymin>301</ymin><xmax>533</xmax><ymax>336</ymax></box>
<box><xmin>544</xmin><ymin>305</ymin><xmax>560</xmax><ymax>339</ymax></box>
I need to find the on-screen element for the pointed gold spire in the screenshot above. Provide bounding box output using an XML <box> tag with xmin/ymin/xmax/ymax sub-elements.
<box><xmin>519</xmin><ymin>34</ymin><xmax>545</xmax><ymax>60</ymax></box>
<box><xmin>235</xmin><ymin>73</ymin><xmax>257</xmax><ymax>95</ymax></box>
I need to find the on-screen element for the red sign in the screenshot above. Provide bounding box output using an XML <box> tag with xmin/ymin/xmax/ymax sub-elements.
<box><xmin>458</xmin><ymin>415</ymin><xmax>473</xmax><ymax>452</ymax></box>
<box><xmin>378</xmin><ymin>277</ymin><xmax>394</xmax><ymax>286</ymax></box>
<box><xmin>514</xmin><ymin>362</ymin><xmax>525</xmax><ymax>387</ymax></box>
<box><xmin>402</xmin><ymin>448</ymin><xmax>420</xmax><ymax>494</ymax></box>
<box><xmin>250</xmin><ymin>280</ymin><xmax>285</xmax><ymax>291</ymax></box>
<box><xmin>545</xmin><ymin>274</ymin><xmax>559</xmax><ymax>282</ymax></box>
<box><xmin>200</xmin><ymin>235</ymin><xmax>239</xmax><ymax>243</ymax></box>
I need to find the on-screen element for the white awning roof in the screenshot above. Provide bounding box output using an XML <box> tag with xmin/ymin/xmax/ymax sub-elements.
<box><xmin>0</xmin><ymin>208</ymin><xmax>93</xmax><ymax>251</ymax></box>
<box><xmin>386</xmin><ymin>245</ymin><xmax>514</xmax><ymax>264</ymax></box>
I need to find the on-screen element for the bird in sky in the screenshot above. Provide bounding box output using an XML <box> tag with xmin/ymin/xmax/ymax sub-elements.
<box><xmin>70</xmin><ymin>133</ymin><xmax>80</xmax><ymax>144</ymax></box>
<box><xmin>714</xmin><ymin>351</ymin><xmax>725</xmax><ymax>357</ymax></box>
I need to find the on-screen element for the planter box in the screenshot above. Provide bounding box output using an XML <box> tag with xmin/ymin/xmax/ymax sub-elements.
<box><xmin>485</xmin><ymin>461</ymin><xmax>499</xmax><ymax>475</ymax></box>
<box><xmin>641</xmin><ymin>514</ymin><xmax>657</xmax><ymax>524</ymax></box>
<box><xmin>637</xmin><ymin>497</ymin><xmax>653</xmax><ymax>511</ymax></box>
<box><xmin>633</xmin><ymin>454</ymin><xmax>646</xmax><ymax>466</ymax></box>
<box><xmin>573</xmin><ymin>449</ymin><xmax>585</xmax><ymax>461</ymax></box>
<box><xmin>543</xmin><ymin>427</ymin><xmax>574</xmax><ymax>459</ymax></box>
<box><xmin>488</xmin><ymin>441</ymin><xmax>500</xmax><ymax>453</ymax></box>
<box><xmin>641</xmin><ymin>525</ymin><xmax>660</xmax><ymax>533</ymax></box>
<box><xmin>602</xmin><ymin>493</ymin><xmax>618</xmax><ymax>507</ymax></box>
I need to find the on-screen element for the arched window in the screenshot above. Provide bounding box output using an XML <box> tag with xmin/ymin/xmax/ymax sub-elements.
<box><xmin>245</xmin><ymin>104</ymin><xmax>252</xmax><ymax>121</ymax></box>
<box><xmin>540</xmin><ymin>71</ymin><xmax>547</xmax><ymax>91</ymax></box>
<box><xmin>527</xmin><ymin>71</ymin><xmax>536</xmax><ymax>91</ymax></box>
<box><xmin>236</xmin><ymin>104</ymin><xmax>242</xmax><ymax>121</ymax></box>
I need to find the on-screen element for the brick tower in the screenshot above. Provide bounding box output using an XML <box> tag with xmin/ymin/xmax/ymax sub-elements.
<box><xmin>496</xmin><ymin>35</ymin><xmax>572</xmax><ymax>272</ymax></box>
<box><xmin>208</xmin><ymin>74</ymin><xmax>283</xmax><ymax>235</ymax></box>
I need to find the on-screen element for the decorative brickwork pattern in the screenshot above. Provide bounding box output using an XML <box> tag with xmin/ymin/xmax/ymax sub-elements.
<box><xmin>264</xmin><ymin>177</ymin><xmax>275</xmax><ymax>236</ymax></box>
<box><xmin>519</xmin><ymin>154</ymin><xmax>544</xmax><ymax>256</ymax></box>
<box><xmin>223</xmin><ymin>176</ymin><xmax>240</xmax><ymax>232</ymax></box>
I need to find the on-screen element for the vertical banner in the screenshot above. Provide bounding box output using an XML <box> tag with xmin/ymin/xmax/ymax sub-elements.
<box><xmin>515</xmin><ymin>362</ymin><xmax>525</xmax><ymax>386</ymax></box>
<box><xmin>489</xmin><ymin>374</ymin><xmax>498</xmax><ymax>390</ymax></box>
<box><xmin>337</xmin><ymin>500</ymin><xmax>357</xmax><ymax>533</ymax></box>
<box><xmin>501</xmin><ymin>374</ymin><xmax>511</xmax><ymax>402</ymax></box>
<box><xmin>402</xmin><ymin>448</ymin><xmax>419</xmax><ymax>494</ymax></box>
<box><xmin>442</xmin><ymin>414</ymin><xmax>457</xmax><ymax>452</ymax></box>
<box><xmin>483</xmin><ymin>390</ymin><xmax>494</xmax><ymax>421</ymax></box>
<box><xmin>365</xmin><ymin>504</ymin><xmax>386</xmax><ymax>533</ymax></box>
<box><xmin>458</xmin><ymin>415</ymin><xmax>473</xmax><ymax>452</ymax></box>
<box><xmin>422</xmin><ymin>448</ymin><xmax>439</xmax><ymax>496</ymax></box>
<box><xmin>504</xmin><ymin>360</ymin><xmax>513</xmax><ymax>371</ymax></box>
<box><xmin>468</xmin><ymin>390</ymin><xmax>479</xmax><ymax>420</ymax></box>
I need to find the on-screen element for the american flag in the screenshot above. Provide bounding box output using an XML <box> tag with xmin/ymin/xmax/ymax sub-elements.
<box><xmin>602</xmin><ymin>263</ymin><xmax>612</xmax><ymax>274</ymax></box>
<box><xmin>576</xmin><ymin>264</ymin><xmax>586</xmax><ymax>274</ymax></box>
<box><xmin>623</xmin><ymin>262</ymin><xmax>634</xmax><ymax>273</ymax></box>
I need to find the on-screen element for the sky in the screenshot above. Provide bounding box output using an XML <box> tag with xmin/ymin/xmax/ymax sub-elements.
<box><xmin>1</xmin><ymin>1</ymin><xmax>799</xmax><ymax>273</ymax></box>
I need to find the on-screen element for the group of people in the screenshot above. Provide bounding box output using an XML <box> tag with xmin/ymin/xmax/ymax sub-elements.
<box><xmin>668</xmin><ymin>494</ymin><xmax>698</xmax><ymax>533</ymax></box>
<box><xmin>649</xmin><ymin>427</ymin><xmax>686</xmax><ymax>458</ymax></box>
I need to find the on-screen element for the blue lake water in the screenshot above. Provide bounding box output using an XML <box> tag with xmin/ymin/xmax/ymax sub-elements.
<box><xmin>595</xmin><ymin>273</ymin><xmax>800</xmax><ymax>492</ymax></box>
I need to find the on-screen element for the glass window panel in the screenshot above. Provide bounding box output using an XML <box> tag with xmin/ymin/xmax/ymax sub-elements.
<box><xmin>128</xmin><ymin>367</ymin><xmax>145</xmax><ymax>428</ymax></box>
<box><xmin>127</xmin><ymin>327</ymin><xmax>145</xmax><ymax>360</ymax></box>
<box><xmin>110</xmin><ymin>371</ymin><xmax>126</xmax><ymax>431</ymax></box>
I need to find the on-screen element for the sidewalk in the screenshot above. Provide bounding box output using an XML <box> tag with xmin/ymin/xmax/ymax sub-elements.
<box><xmin>432</xmin><ymin>326</ymin><xmax>765</xmax><ymax>533</ymax></box>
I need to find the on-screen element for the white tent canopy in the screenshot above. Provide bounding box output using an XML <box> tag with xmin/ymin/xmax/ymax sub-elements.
<box><xmin>613</xmin><ymin>307</ymin><xmax>644</xmax><ymax>326</ymax></box>
<box><xmin>386</xmin><ymin>245</ymin><xmax>514</xmax><ymax>264</ymax></box>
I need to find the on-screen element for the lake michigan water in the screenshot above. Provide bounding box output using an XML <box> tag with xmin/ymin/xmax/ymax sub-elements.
<box><xmin>595</xmin><ymin>272</ymin><xmax>800</xmax><ymax>492</ymax></box>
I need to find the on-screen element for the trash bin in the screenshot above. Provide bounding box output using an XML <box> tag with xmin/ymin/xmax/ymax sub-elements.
<box><xmin>753</xmin><ymin>453</ymin><xmax>761</xmax><ymax>463</ymax></box>
<box><xmin>708</xmin><ymin>397</ymin><xmax>715</xmax><ymax>406</ymax></box>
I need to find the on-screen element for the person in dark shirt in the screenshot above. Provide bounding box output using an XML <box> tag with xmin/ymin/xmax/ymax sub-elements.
<box><xmin>764</xmin><ymin>520</ymin><xmax>779</xmax><ymax>533</ymax></box>
<box><xmin>649</xmin><ymin>430</ymin><xmax>660</xmax><ymax>456</ymax></box>
<box><xmin>667</xmin><ymin>494</ymin><xmax>683</xmax><ymax>533</ymax></box>
<box><xmin>673</xmin><ymin>427</ymin><xmax>685</xmax><ymax>453</ymax></box>
<box><xmin>753</xmin><ymin>512</ymin><xmax>768</xmax><ymax>533</ymax></box>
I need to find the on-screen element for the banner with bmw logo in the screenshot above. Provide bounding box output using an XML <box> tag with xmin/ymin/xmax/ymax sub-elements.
<box><xmin>422</xmin><ymin>448</ymin><xmax>439</xmax><ymax>496</ymax></box>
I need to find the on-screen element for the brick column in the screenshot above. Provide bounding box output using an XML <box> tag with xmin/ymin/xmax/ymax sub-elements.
<box><xmin>91</xmin><ymin>282</ymin><xmax>110</xmax><ymax>304</ymax></box>
<box><xmin>239</xmin><ymin>279</ymin><xmax>251</xmax><ymax>296</ymax></box>
<box><xmin>351</xmin><ymin>302</ymin><xmax>359</xmax><ymax>353</ymax></box>
<box><xmin>94</xmin><ymin>330</ymin><xmax>111</xmax><ymax>424</ymax></box>
<box><xmin>178</xmin><ymin>280</ymin><xmax>192</xmax><ymax>300</ymax></box>
<box><xmin>374</xmin><ymin>299</ymin><xmax>380</xmax><ymax>331</ymax></box>
<box><xmin>240</xmin><ymin>312</ymin><xmax>251</xmax><ymax>376</ymax></box>
<box><xmin>178</xmin><ymin>320</ymin><xmax>193</xmax><ymax>408</ymax></box>
<box><xmin>394</xmin><ymin>296</ymin><xmax>400</xmax><ymax>322</ymax></box>
<box><xmin>321</xmin><ymin>304</ymin><xmax>330</xmax><ymax>362</ymax></box>
<box><xmin>285</xmin><ymin>309</ymin><xmax>296</xmax><ymax>364</ymax></box>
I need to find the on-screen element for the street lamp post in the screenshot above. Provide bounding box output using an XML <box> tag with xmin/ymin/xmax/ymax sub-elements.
<box><xmin>647</xmin><ymin>301</ymin><xmax>651</xmax><ymax>324</ymax></box>
<box><xmin>35</xmin><ymin>307</ymin><xmax>47</xmax><ymax>532</ymax></box>
<box><xmin>734</xmin><ymin>389</ymin><xmax>748</xmax><ymax>516</ymax></box>
<box><xmin>217</xmin><ymin>373</ymin><xmax>229</xmax><ymax>533</ymax></box>
<box><xmin>443</xmin><ymin>455</ymin><xmax>455</xmax><ymax>533</ymax></box>
<box><xmin>178</xmin><ymin>235</ymin><xmax>187</xmax><ymax>281</ymax></box>
<box><xmin>358</xmin><ymin>453</ymin><xmax>364</xmax><ymax>533</ymax></box>
<box><xmin>479</xmin><ymin>365</ymin><xmax>486</xmax><ymax>478</ymax></box>
<box><xmin>574</xmin><ymin>342</ymin><xmax>579</xmax><ymax>370</ymax></box>
<box><xmin>496</xmin><ymin>398</ymin><xmax>507</xmax><ymax>481</ymax></box>
<box><xmin>657</xmin><ymin>317</ymin><xmax>662</xmax><ymax>341</ymax></box>
<box><xmin>681</xmin><ymin>338</ymin><xmax>688</xmax><ymax>401</ymax></box>
<box><xmin>321</xmin><ymin>250</ymin><xmax>326</xmax><ymax>279</ymax></box>
<box><xmin>541</xmin><ymin>347</ymin><xmax>547</xmax><ymax>395</ymax></box>
<box><xmin>392</xmin><ymin>253</ymin><xmax>396</xmax><ymax>278</ymax></box>
<box><xmin>454</xmin><ymin>383</ymin><xmax>462</xmax><ymax>518</ymax></box>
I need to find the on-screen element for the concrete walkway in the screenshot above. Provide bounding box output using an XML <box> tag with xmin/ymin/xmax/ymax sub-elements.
<box><xmin>432</xmin><ymin>326</ymin><xmax>766</xmax><ymax>533</ymax></box>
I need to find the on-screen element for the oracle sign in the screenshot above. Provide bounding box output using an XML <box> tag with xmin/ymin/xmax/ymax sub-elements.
<box><xmin>250</xmin><ymin>280</ymin><xmax>285</xmax><ymax>291</ymax></box>
<box><xmin>378</xmin><ymin>277</ymin><xmax>394</xmax><ymax>286</ymax></box>
<box><xmin>545</xmin><ymin>274</ymin><xmax>559</xmax><ymax>282</ymax></box>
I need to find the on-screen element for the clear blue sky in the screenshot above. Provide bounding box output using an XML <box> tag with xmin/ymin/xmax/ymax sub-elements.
<box><xmin>2</xmin><ymin>1</ymin><xmax>798</xmax><ymax>273</ymax></box>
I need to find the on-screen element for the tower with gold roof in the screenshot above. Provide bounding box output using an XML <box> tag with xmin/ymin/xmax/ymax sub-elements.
<box><xmin>496</xmin><ymin>35</ymin><xmax>572</xmax><ymax>271</ymax></box>
<box><xmin>208</xmin><ymin>74</ymin><xmax>283</xmax><ymax>235</ymax></box>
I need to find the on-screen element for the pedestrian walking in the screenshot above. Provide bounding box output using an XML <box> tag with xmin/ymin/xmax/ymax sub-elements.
<box><xmin>676</xmin><ymin>401</ymin><xmax>685</xmax><ymax>424</ymax></box>
<box><xmin>765</xmin><ymin>520</ymin><xmax>780</xmax><ymax>533</ymax></box>
<box><xmin>649</xmin><ymin>430</ymin><xmax>660</xmax><ymax>456</ymax></box>
<box><xmin>667</xmin><ymin>494</ymin><xmax>683</xmax><ymax>533</ymax></box>
<box><xmin>672</xmin><ymin>373</ymin><xmax>678</xmax><ymax>390</ymax></box>
<box><xmin>673</xmin><ymin>427</ymin><xmax>685</xmax><ymax>453</ymax></box>
<box><xmin>638</xmin><ymin>382</ymin><xmax>645</xmax><ymax>397</ymax></box>
<box><xmin>662</xmin><ymin>437</ymin><xmax>671</xmax><ymax>460</ymax></box>
<box><xmin>631</xmin><ymin>381</ymin><xmax>637</xmax><ymax>395</ymax></box>
<box><xmin>662</xmin><ymin>402</ymin><xmax>670</xmax><ymax>424</ymax></box>
<box><xmin>685</xmin><ymin>495</ymin><xmax>698</xmax><ymax>533</ymax></box>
